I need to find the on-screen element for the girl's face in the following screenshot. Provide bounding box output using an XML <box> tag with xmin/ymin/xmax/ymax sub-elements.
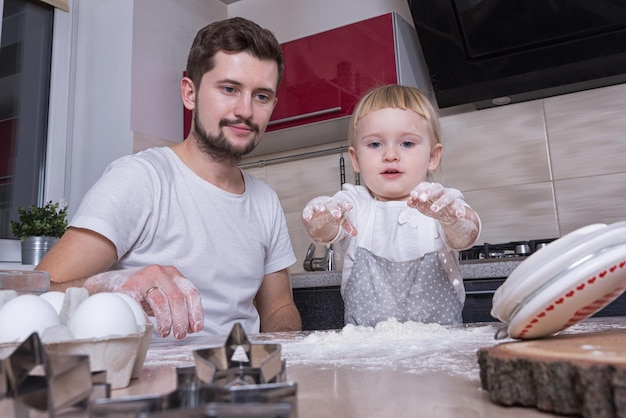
<box><xmin>349</xmin><ymin>107</ymin><xmax>442</xmax><ymax>202</ymax></box>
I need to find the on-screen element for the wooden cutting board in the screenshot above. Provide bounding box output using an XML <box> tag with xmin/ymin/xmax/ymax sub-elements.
<box><xmin>477</xmin><ymin>330</ymin><xmax>626</xmax><ymax>417</ymax></box>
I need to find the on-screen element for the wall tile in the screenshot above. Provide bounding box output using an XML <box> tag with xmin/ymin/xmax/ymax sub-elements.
<box><xmin>463</xmin><ymin>183</ymin><xmax>559</xmax><ymax>244</ymax></box>
<box><xmin>258</xmin><ymin>152</ymin><xmax>354</xmax><ymax>273</ymax></box>
<box><xmin>265</xmin><ymin>153</ymin><xmax>356</xmax><ymax>213</ymax></box>
<box><xmin>555</xmin><ymin>172</ymin><xmax>626</xmax><ymax>234</ymax></box>
<box><xmin>248</xmin><ymin>150</ymin><xmax>355</xmax><ymax>274</ymax></box>
<box><xmin>544</xmin><ymin>83</ymin><xmax>626</xmax><ymax>180</ymax></box>
<box><xmin>244</xmin><ymin>166</ymin><xmax>267</xmax><ymax>183</ymax></box>
<box><xmin>246</xmin><ymin>83</ymin><xmax>626</xmax><ymax>262</ymax></box>
<box><xmin>439</xmin><ymin>100</ymin><xmax>551</xmax><ymax>191</ymax></box>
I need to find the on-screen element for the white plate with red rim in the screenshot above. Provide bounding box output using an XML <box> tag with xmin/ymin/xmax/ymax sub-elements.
<box><xmin>492</xmin><ymin>222</ymin><xmax>626</xmax><ymax>339</ymax></box>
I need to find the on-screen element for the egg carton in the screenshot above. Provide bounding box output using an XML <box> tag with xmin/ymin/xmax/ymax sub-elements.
<box><xmin>0</xmin><ymin>287</ymin><xmax>152</xmax><ymax>389</ymax></box>
<box><xmin>0</xmin><ymin>324</ymin><xmax>152</xmax><ymax>389</ymax></box>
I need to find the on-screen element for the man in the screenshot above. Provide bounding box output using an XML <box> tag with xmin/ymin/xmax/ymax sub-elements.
<box><xmin>37</xmin><ymin>17</ymin><xmax>302</xmax><ymax>339</ymax></box>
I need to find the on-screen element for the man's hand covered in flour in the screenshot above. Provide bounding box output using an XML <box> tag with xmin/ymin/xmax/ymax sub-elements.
<box><xmin>302</xmin><ymin>196</ymin><xmax>358</xmax><ymax>244</ymax></box>
<box><xmin>407</xmin><ymin>182</ymin><xmax>480</xmax><ymax>250</ymax></box>
<box><xmin>83</xmin><ymin>265</ymin><xmax>204</xmax><ymax>339</ymax></box>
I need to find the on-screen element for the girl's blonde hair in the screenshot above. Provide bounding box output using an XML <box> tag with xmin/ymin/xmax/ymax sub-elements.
<box><xmin>348</xmin><ymin>84</ymin><xmax>441</xmax><ymax>148</ymax></box>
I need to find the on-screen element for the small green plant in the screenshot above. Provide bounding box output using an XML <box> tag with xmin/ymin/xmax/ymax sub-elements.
<box><xmin>10</xmin><ymin>201</ymin><xmax>68</xmax><ymax>240</ymax></box>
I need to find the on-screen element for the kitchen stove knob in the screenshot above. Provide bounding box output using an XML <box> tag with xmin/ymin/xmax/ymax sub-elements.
<box><xmin>515</xmin><ymin>244</ymin><xmax>531</xmax><ymax>256</ymax></box>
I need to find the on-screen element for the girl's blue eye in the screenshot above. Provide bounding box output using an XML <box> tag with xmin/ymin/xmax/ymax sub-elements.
<box><xmin>368</xmin><ymin>141</ymin><xmax>382</xmax><ymax>149</ymax></box>
<box><xmin>401</xmin><ymin>141</ymin><xmax>415</xmax><ymax>148</ymax></box>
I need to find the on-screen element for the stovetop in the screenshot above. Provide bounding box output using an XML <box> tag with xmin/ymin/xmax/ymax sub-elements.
<box><xmin>459</xmin><ymin>239</ymin><xmax>556</xmax><ymax>262</ymax></box>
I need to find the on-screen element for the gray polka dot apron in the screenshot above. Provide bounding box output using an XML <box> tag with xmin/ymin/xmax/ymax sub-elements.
<box><xmin>343</xmin><ymin>205</ymin><xmax>464</xmax><ymax>327</ymax></box>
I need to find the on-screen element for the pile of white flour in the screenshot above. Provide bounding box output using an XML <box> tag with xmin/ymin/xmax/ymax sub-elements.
<box><xmin>144</xmin><ymin>318</ymin><xmax>626</xmax><ymax>380</ymax></box>
<box><xmin>273</xmin><ymin>319</ymin><xmax>501</xmax><ymax>379</ymax></box>
<box><xmin>144</xmin><ymin>319</ymin><xmax>503</xmax><ymax>380</ymax></box>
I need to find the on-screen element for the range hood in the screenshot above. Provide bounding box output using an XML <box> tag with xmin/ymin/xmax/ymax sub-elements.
<box><xmin>408</xmin><ymin>0</ymin><xmax>626</xmax><ymax>110</ymax></box>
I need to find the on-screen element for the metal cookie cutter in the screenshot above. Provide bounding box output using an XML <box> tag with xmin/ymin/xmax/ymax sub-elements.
<box><xmin>0</xmin><ymin>332</ymin><xmax>109</xmax><ymax>417</ymax></box>
<box><xmin>194</xmin><ymin>321</ymin><xmax>285</xmax><ymax>386</ymax></box>
<box><xmin>92</xmin><ymin>323</ymin><xmax>298</xmax><ymax>417</ymax></box>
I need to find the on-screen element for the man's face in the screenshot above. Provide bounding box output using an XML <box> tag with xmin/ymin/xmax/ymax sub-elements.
<box><xmin>191</xmin><ymin>51</ymin><xmax>279</xmax><ymax>163</ymax></box>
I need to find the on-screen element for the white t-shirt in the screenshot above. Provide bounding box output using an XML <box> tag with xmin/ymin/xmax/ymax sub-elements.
<box><xmin>71</xmin><ymin>147</ymin><xmax>296</xmax><ymax>335</ymax></box>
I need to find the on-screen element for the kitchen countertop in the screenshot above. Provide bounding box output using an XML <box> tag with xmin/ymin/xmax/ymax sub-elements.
<box><xmin>0</xmin><ymin>263</ymin><xmax>35</xmax><ymax>271</ymax></box>
<box><xmin>108</xmin><ymin>317</ymin><xmax>626</xmax><ymax>417</ymax></box>
<box><xmin>458</xmin><ymin>258</ymin><xmax>524</xmax><ymax>279</ymax></box>
<box><xmin>2</xmin><ymin>260</ymin><xmax>521</xmax><ymax>288</ymax></box>
<box><xmin>3</xmin><ymin>318</ymin><xmax>624</xmax><ymax>416</ymax></box>
<box><xmin>292</xmin><ymin>271</ymin><xmax>343</xmax><ymax>288</ymax></box>
<box><xmin>292</xmin><ymin>259</ymin><xmax>523</xmax><ymax>288</ymax></box>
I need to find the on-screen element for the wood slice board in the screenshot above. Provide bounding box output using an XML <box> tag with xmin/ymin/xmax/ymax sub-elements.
<box><xmin>477</xmin><ymin>330</ymin><xmax>626</xmax><ymax>417</ymax></box>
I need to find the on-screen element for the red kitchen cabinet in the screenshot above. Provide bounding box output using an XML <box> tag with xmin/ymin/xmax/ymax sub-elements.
<box><xmin>249</xmin><ymin>12</ymin><xmax>431</xmax><ymax>157</ymax></box>
<box><xmin>266</xmin><ymin>13</ymin><xmax>398</xmax><ymax>132</ymax></box>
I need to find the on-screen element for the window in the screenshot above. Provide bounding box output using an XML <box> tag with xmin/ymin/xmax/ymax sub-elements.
<box><xmin>0</xmin><ymin>0</ymin><xmax>54</xmax><ymax>239</ymax></box>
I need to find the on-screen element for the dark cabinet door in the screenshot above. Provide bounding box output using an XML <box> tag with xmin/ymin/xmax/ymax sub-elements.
<box><xmin>293</xmin><ymin>287</ymin><xmax>345</xmax><ymax>331</ymax></box>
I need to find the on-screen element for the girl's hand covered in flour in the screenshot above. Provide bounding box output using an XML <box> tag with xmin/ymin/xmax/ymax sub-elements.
<box><xmin>407</xmin><ymin>182</ymin><xmax>480</xmax><ymax>250</ymax></box>
<box><xmin>302</xmin><ymin>196</ymin><xmax>358</xmax><ymax>244</ymax></box>
<box><xmin>407</xmin><ymin>182</ymin><xmax>466</xmax><ymax>224</ymax></box>
<box><xmin>83</xmin><ymin>265</ymin><xmax>204</xmax><ymax>339</ymax></box>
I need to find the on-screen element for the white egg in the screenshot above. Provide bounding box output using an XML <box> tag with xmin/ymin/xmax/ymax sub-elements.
<box><xmin>114</xmin><ymin>292</ymin><xmax>148</xmax><ymax>328</ymax></box>
<box><xmin>68</xmin><ymin>293</ymin><xmax>139</xmax><ymax>339</ymax></box>
<box><xmin>0</xmin><ymin>294</ymin><xmax>60</xmax><ymax>343</ymax></box>
<box><xmin>40</xmin><ymin>291</ymin><xmax>66</xmax><ymax>314</ymax></box>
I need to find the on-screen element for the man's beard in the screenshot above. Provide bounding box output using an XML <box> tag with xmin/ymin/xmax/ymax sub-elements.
<box><xmin>193</xmin><ymin>111</ymin><xmax>259</xmax><ymax>165</ymax></box>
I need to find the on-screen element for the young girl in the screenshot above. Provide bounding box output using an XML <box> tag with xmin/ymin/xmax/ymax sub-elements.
<box><xmin>302</xmin><ymin>84</ymin><xmax>481</xmax><ymax>327</ymax></box>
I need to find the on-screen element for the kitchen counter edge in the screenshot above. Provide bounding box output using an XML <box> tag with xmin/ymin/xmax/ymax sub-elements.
<box><xmin>292</xmin><ymin>260</ymin><xmax>523</xmax><ymax>289</ymax></box>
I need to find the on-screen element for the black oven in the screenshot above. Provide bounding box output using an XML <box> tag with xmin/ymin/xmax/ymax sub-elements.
<box><xmin>462</xmin><ymin>272</ymin><xmax>626</xmax><ymax>324</ymax></box>
<box><xmin>460</xmin><ymin>237</ymin><xmax>626</xmax><ymax>323</ymax></box>
<box><xmin>462</xmin><ymin>277</ymin><xmax>505</xmax><ymax>323</ymax></box>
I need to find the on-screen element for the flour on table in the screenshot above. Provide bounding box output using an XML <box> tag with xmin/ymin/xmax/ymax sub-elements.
<box><xmin>272</xmin><ymin>319</ymin><xmax>502</xmax><ymax>379</ymax></box>
<box><xmin>140</xmin><ymin>318</ymin><xmax>626</xmax><ymax>382</ymax></box>
<box><xmin>143</xmin><ymin>319</ymin><xmax>512</xmax><ymax>379</ymax></box>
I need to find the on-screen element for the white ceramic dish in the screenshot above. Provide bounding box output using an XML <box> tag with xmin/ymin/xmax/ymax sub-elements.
<box><xmin>491</xmin><ymin>223</ymin><xmax>607</xmax><ymax>321</ymax></box>
<box><xmin>0</xmin><ymin>270</ymin><xmax>50</xmax><ymax>294</ymax></box>
<box><xmin>491</xmin><ymin>222</ymin><xmax>626</xmax><ymax>339</ymax></box>
<box><xmin>506</xmin><ymin>242</ymin><xmax>626</xmax><ymax>339</ymax></box>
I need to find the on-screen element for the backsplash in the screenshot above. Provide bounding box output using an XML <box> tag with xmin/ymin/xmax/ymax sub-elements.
<box><xmin>243</xmin><ymin>82</ymin><xmax>626</xmax><ymax>274</ymax></box>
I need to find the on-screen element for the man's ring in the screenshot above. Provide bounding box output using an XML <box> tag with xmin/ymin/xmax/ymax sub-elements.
<box><xmin>144</xmin><ymin>286</ymin><xmax>159</xmax><ymax>299</ymax></box>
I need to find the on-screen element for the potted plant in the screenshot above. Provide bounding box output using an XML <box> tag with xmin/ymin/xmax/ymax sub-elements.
<box><xmin>10</xmin><ymin>200</ymin><xmax>68</xmax><ymax>265</ymax></box>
